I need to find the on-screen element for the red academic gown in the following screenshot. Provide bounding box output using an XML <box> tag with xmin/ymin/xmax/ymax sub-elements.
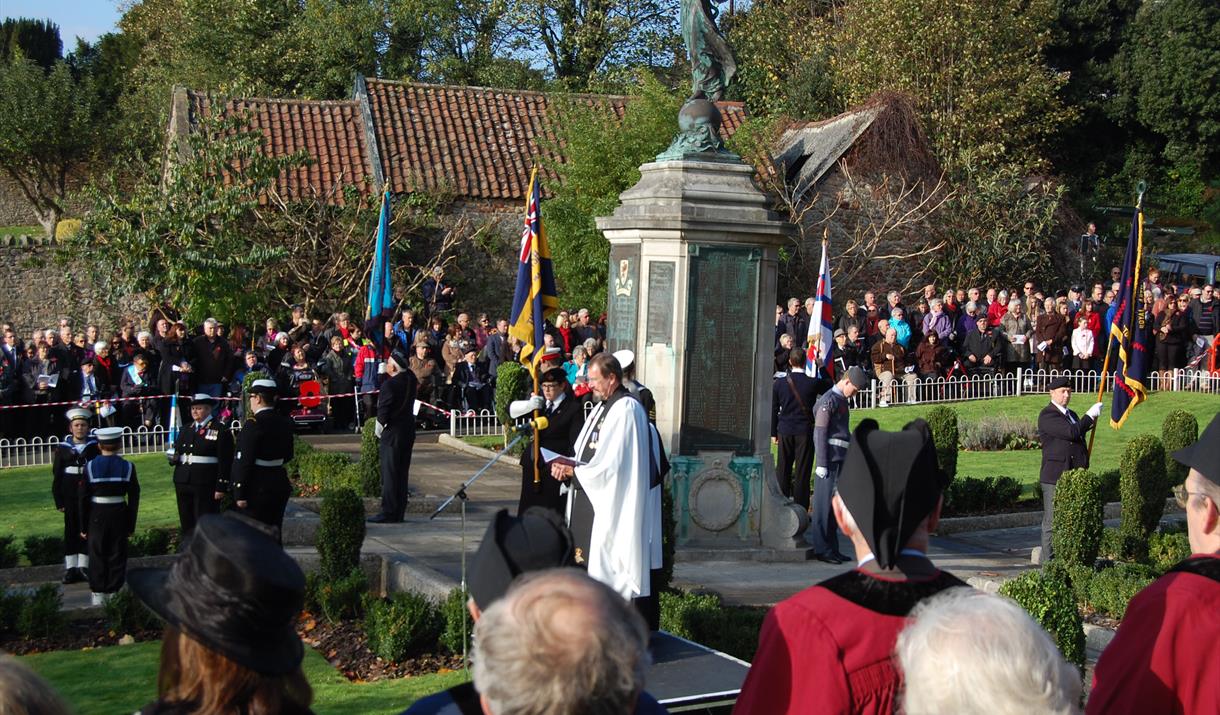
<box><xmin>1087</xmin><ymin>553</ymin><xmax>1220</xmax><ymax>715</ymax></box>
<box><xmin>733</xmin><ymin>559</ymin><xmax>965</xmax><ymax>715</ymax></box>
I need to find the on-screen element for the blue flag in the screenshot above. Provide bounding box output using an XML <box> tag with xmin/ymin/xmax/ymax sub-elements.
<box><xmin>508</xmin><ymin>168</ymin><xmax>559</xmax><ymax>377</ymax></box>
<box><xmin>367</xmin><ymin>189</ymin><xmax>393</xmax><ymax>319</ymax></box>
<box><xmin>1109</xmin><ymin>207</ymin><xmax>1152</xmax><ymax>428</ymax></box>
<box><xmin>165</xmin><ymin>392</ymin><xmax>180</xmax><ymax>456</ymax></box>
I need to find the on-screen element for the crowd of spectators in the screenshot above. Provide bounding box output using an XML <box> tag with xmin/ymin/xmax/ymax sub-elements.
<box><xmin>0</xmin><ymin>292</ymin><xmax>612</xmax><ymax>440</ymax></box>
<box><xmin>778</xmin><ymin>271</ymin><xmax>1220</xmax><ymax>406</ymax></box>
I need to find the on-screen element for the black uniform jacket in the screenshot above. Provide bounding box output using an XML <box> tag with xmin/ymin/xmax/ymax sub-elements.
<box><xmin>231</xmin><ymin>408</ymin><xmax>295</xmax><ymax>502</ymax></box>
<box><xmin>172</xmin><ymin>417</ymin><xmax>235</xmax><ymax>491</ymax></box>
<box><xmin>1037</xmin><ymin>402</ymin><xmax>1094</xmax><ymax>485</ymax></box>
<box><xmin>52</xmin><ymin>438</ymin><xmax>99</xmax><ymax>509</ymax></box>
<box><xmin>771</xmin><ymin>370</ymin><xmax>821</xmax><ymax>437</ymax></box>
<box><xmin>529</xmin><ymin>395</ymin><xmax>585</xmax><ymax>462</ymax></box>
<box><xmin>377</xmin><ymin>369</ymin><xmax>419</xmax><ymax>433</ymax></box>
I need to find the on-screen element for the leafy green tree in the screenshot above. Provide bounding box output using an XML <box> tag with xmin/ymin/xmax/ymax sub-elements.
<box><xmin>0</xmin><ymin>18</ymin><xmax>62</xmax><ymax>70</ymax></box>
<box><xmin>0</xmin><ymin>55</ymin><xmax>100</xmax><ymax>236</ymax></box>
<box><xmin>723</xmin><ymin>0</ymin><xmax>837</xmax><ymax>119</ymax></box>
<box><xmin>62</xmin><ymin>113</ymin><xmax>304</xmax><ymax>323</ymax></box>
<box><xmin>832</xmin><ymin>0</ymin><xmax>1073</xmax><ymax>169</ymax></box>
<box><xmin>543</xmin><ymin>74</ymin><xmax>682</xmax><ymax>312</ymax></box>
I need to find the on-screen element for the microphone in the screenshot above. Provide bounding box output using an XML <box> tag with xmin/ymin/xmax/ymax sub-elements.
<box><xmin>511</xmin><ymin>416</ymin><xmax>549</xmax><ymax>436</ymax></box>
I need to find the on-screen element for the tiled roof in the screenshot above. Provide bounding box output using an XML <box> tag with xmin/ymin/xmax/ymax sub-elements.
<box><xmin>183</xmin><ymin>91</ymin><xmax>373</xmax><ymax>205</ymax></box>
<box><xmin>176</xmin><ymin>81</ymin><xmax>749</xmax><ymax>205</ymax></box>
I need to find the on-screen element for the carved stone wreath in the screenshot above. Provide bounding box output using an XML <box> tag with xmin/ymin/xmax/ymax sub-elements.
<box><xmin>688</xmin><ymin>465</ymin><xmax>744</xmax><ymax>532</ymax></box>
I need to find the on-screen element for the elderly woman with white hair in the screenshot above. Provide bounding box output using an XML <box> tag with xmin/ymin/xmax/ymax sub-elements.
<box><xmin>896</xmin><ymin>587</ymin><xmax>1082</xmax><ymax>715</ymax></box>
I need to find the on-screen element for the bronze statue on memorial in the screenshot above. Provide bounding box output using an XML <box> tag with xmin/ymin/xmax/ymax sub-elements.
<box><xmin>658</xmin><ymin>0</ymin><xmax>739</xmax><ymax>161</ymax></box>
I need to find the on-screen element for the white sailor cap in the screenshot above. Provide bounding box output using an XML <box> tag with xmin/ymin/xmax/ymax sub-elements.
<box><xmin>191</xmin><ymin>393</ymin><xmax>218</xmax><ymax>405</ymax></box>
<box><xmin>95</xmin><ymin>426</ymin><xmax>124</xmax><ymax>444</ymax></box>
<box><xmin>249</xmin><ymin>378</ymin><xmax>278</xmax><ymax>395</ymax></box>
<box><xmin>66</xmin><ymin>407</ymin><xmax>93</xmax><ymax>422</ymax></box>
<box><xmin>612</xmin><ymin>349</ymin><xmax>635</xmax><ymax>370</ymax></box>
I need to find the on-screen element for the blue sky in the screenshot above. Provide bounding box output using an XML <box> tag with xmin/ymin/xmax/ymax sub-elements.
<box><xmin>3</xmin><ymin>0</ymin><xmax>122</xmax><ymax>46</ymax></box>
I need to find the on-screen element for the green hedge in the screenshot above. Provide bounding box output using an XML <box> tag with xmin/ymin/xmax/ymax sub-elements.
<box><xmin>23</xmin><ymin>535</ymin><xmax>63</xmax><ymax>566</ymax></box>
<box><xmin>1073</xmin><ymin>563</ymin><xmax>1158</xmax><ymax>619</ymax></box>
<box><xmin>297</xmin><ymin>451</ymin><xmax>358</xmax><ymax>492</ymax></box>
<box><xmin>925</xmin><ymin>405</ymin><xmax>959</xmax><ymax>480</ymax></box>
<box><xmin>1097</xmin><ymin>469</ymin><xmax>1121</xmax><ymax>504</ymax></box>
<box><xmin>318</xmin><ymin>488</ymin><xmax>365</xmax><ymax>582</ymax></box>
<box><xmin>943</xmin><ymin>476</ymin><xmax>1023</xmax><ymax>515</ymax></box>
<box><xmin>659</xmin><ymin>590</ymin><xmax>768</xmax><ymax>662</ymax></box>
<box><xmin>285</xmin><ymin>435</ymin><xmax>315</xmax><ymax>480</ymax></box>
<box><xmin>1161</xmin><ymin>410</ymin><xmax>1198</xmax><ymax>486</ymax></box>
<box><xmin>128</xmin><ymin>527</ymin><xmax>179</xmax><ymax>558</ymax></box>
<box><xmin>364</xmin><ymin>591</ymin><xmax>444</xmax><ymax>662</ymax></box>
<box><xmin>1148</xmin><ymin>529</ymin><xmax>1191</xmax><ymax>573</ymax></box>
<box><xmin>494</xmin><ymin>362</ymin><xmax>528</xmax><ymax>432</ymax></box>
<box><xmin>17</xmin><ymin>584</ymin><xmax>66</xmax><ymax>639</ymax></box>
<box><xmin>103</xmin><ymin>587</ymin><xmax>160</xmax><ymax>633</ymax></box>
<box><xmin>0</xmin><ymin>535</ymin><xmax>20</xmax><ymax>568</ymax></box>
<box><xmin>0</xmin><ymin>589</ymin><xmax>25</xmax><ymax>633</ymax></box>
<box><xmin>439</xmin><ymin>588</ymin><xmax>473</xmax><ymax>656</ymax></box>
<box><xmin>1052</xmin><ymin>469</ymin><xmax>1104</xmax><ymax>568</ymax></box>
<box><xmin>359</xmin><ymin>418</ymin><xmax>381</xmax><ymax>498</ymax></box>
<box><xmin>1119</xmin><ymin>434</ymin><xmax>1168</xmax><ymax>560</ymax></box>
<box><xmin>999</xmin><ymin>567</ymin><xmax>1085</xmax><ymax>669</ymax></box>
<box><xmin>306</xmin><ymin>568</ymin><xmax>368</xmax><ymax>624</ymax></box>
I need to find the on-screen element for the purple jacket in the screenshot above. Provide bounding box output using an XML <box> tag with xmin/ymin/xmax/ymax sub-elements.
<box><xmin>922</xmin><ymin>311</ymin><xmax>953</xmax><ymax>341</ymax></box>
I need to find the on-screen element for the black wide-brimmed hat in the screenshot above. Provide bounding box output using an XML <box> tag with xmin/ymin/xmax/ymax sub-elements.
<box><xmin>1172</xmin><ymin>412</ymin><xmax>1220</xmax><ymax>486</ymax></box>
<box><xmin>128</xmin><ymin>512</ymin><xmax>305</xmax><ymax>675</ymax></box>
<box><xmin>837</xmin><ymin>418</ymin><xmax>947</xmax><ymax>569</ymax></box>
<box><xmin>468</xmin><ymin>508</ymin><xmax>575</xmax><ymax>610</ymax></box>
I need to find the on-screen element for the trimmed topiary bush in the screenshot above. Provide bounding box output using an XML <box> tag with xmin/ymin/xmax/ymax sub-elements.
<box><xmin>309</xmin><ymin>568</ymin><xmax>368</xmax><ymax>623</ymax></box>
<box><xmin>1097</xmin><ymin>527</ymin><xmax>1122</xmax><ymax>561</ymax></box>
<box><xmin>298</xmin><ymin>451</ymin><xmax>356</xmax><ymax>491</ymax></box>
<box><xmin>1085</xmin><ymin>563</ymin><xmax>1158</xmax><ymax>618</ymax></box>
<box><xmin>22</xmin><ymin>535</ymin><xmax>63</xmax><ymax>566</ymax></box>
<box><xmin>999</xmin><ymin>567</ymin><xmax>1085</xmax><ymax>669</ymax></box>
<box><xmin>318</xmin><ymin>488</ymin><xmax>365</xmax><ymax>582</ymax></box>
<box><xmin>1052</xmin><ymin>468</ymin><xmax>1104</xmax><ymax>569</ymax></box>
<box><xmin>17</xmin><ymin>584</ymin><xmax>66</xmax><ymax>638</ymax></box>
<box><xmin>659</xmin><ymin>590</ymin><xmax>767</xmax><ymax>662</ymax></box>
<box><xmin>494</xmin><ymin>361</ymin><xmax>528</xmax><ymax>433</ymax></box>
<box><xmin>1161</xmin><ymin>410</ymin><xmax>1198</xmax><ymax>487</ymax></box>
<box><xmin>439</xmin><ymin>587</ymin><xmax>473</xmax><ymax>656</ymax></box>
<box><xmin>925</xmin><ymin>405</ymin><xmax>959</xmax><ymax>480</ymax></box>
<box><xmin>1119</xmin><ymin>434</ymin><xmax>1168</xmax><ymax>560</ymax></box>
<box><xmin>0</xmin><ymin>535</ymin><xmax>19</xmax><ymax>568</ymax></box>
<box><xmin>103</xmin><ymin>587</ymin><xmax>160</xmax><ymax>633</ymax></box>
<box><xmin>1097</xmin><ymin>469</ymin><xmax>1121</xmax><ymax>504</ymax></box>
<box><xmin>364</xmin><ymin>591</ymin><xmax>444</xmax><ymax>662</ymax></box>
<box><xmin>942</xmin><ymin>476</ymin><xmax>1023</xmax><ymax>515</ymax></box>
<box><xmin>359</xmin><ymin>418</ymin><xmax>381</xmax><ymax>498</ymax></box>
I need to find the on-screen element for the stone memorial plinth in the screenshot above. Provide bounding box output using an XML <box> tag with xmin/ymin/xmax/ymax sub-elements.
<box><xmin>597</xmin><ymin>158</ymin><xmax>811</xmax><ymax>557</ymax></box>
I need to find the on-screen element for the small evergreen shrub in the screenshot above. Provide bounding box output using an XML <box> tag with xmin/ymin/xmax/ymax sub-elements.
<box><xmin>960</xmin><ymin>416</ymin><xmax>1039</xmax><ymax>451</ymax></box>
<box><xmin>1097</xmin><ymin>469</ymin><xmax>1121</xmax><ymax>503</ymax></box>
<box><xmin>494</xmin><ymin>362</ymin><xmax>528</xmax><ymax>431</ymax></box>
<box><xmin>1098</xmin><ymin>527</ymin><xmax>1123</xmax><ymax>561</ymax></box>
<box><xmin>1119</xmin><ymin>434</ymin><xmax>1168</xmax><ymax>560</ymax></box>
<box><xmin>364</xmin><ymin>592</ymin><xmax>443</xmax><ymax>662</ymax></box>
<box><xmin>1085</xmin><ymin>564</ymin><xmax>1157</xmax><ymax>618</ymax></box>
<box><xmin>0</xmin><ymin>535</ymin><xmax>19</xmax><ymax>568</ymax></box>
<box><xmin>298</xmin><ymin>451</ymin><xmax>356</xmax><ymax>491</ymax></box>
<box><xmin>286</xmin><ymin>435</ymin><xmax>315</xmax><ymax>480</ymax></box>
<box><xmin>925</xmin><ymin>405</ymin><xmax>959</xmax><ymax>480</ymax></box>
<box><xmin>103</xmin><ymin>587</ymin><xmax>160</xmax><ymax>633</ymax></box>
<box><xmin>17</xmin><ymin>584</ymin><xmax>66</xmax><ymax>638</ymax></box>
<box><xmin>1161</xmin><ymin>410</ymin><xmax>1198</xmax><ymax>486</ymax></box>
<box><xmin>317</xmin><ymin>488</ymin><xmax>365</xmax><ymax>582</ymax></box>
<box><xmin>309</xmin><ymin>568</ymin><xmax>368</xmax><ymax>623</ymax></box>
<box><xmin>128</xmin><ymin>527</ymin><xmax>178</xmax><ymax>558</ymax></box>
<box><xmin>359</xmin><ymin>418</ymin><xmax>381</xmax><ymax>498</ymax></box>
<box><xmin>943</xmin><ymin>476</ymin><xmax>1023</xmax><ymax>515</ymax></box>
<box><xmin>999</xmin><ymin>567</ymin><xmax>1085</xmax><ymax>669</ymax></box>
<box><xmin>0</xmin><ymin>589</ymin><xmax>26</xmax><ymax>633</ymax></box>
<box><xmin>1052</xmin><ymin>469</ymin><xmax>1105</xmax><ymax>569</ymax></box>
<box><xmin>659</xmin><ymin>590</ymin><xmax>768</xmax><ymax>662</ymax></box>
<box><xmin>1148</xmin><ymin>530</ymin><xmax>1191</xmax><ymax>573</ymax></box>
<box><xmin>439</xmin><ymin>588</ymin><xmax>473</xmax><ymax>656</ymax></box>
<box><xmin>22</xmin><ymin>535</ymin><xmax>63</xmax><ymax>566</ymax></box>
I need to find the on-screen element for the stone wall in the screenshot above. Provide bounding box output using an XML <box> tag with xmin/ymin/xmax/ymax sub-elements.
<box><xmin>0</xmin><ymin>174</ymin><xmax>90</xmax><ymax>230</ymax></box>
<box><xmin>0</xmin><ymin>239</ymin><xmax>149</xmax><ymax>338</ymax></box>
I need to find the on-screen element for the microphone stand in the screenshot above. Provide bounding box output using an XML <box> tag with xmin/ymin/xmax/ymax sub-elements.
<box><xmin>429</xmin><ymin>428</ymin><xmax>528</xmax><ymax>669</ymax></box>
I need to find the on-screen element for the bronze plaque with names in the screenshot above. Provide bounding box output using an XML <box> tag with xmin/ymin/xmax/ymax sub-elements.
<box><xmin>606</xmin><ymin>245</ymin><xmax>640</xmax><ymax>354</ymax></box>
<box><xmin>646</xmin><ymin>261</ymin><xmax>676</xmax><ymax>345</ymax></box>
<box><xmin>680</xmin><ymin>245</ymin><xmax>759</xmax><ymax>455</ymax></box>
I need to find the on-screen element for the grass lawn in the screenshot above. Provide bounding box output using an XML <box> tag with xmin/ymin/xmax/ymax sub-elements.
<box><xmin>0</xmin><ymin>454</ymin><xmax>180</xmax><ymax>543</ymax></box>
<box><xmin>22</xmin><ymin>641</ymin><xmax>468</xmax><ymax>714</ymax></box>
<box><xmin>0</xmin><ymin>224</ymin><xmax>40</xmax><ymax>235</ymax></box>
<box><xmin>462</xmin><ymin>392</ymin><xmax>1218</xmax><ymax>496</ymax></box>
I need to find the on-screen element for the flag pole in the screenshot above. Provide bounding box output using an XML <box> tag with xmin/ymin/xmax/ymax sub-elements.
<box><xmin>532</xmin><ymin>357</ymin><xmax>542</xmax><ymax>489</ymax></box>
<box><xmin>1088</xmin><ymin>184</ymin><xmax>1145</xmax><ymax>458</ymax></box>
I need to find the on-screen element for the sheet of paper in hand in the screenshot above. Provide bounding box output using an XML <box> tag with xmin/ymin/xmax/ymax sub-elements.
<box><xmin>540</xmin><ymin>448</ymin><xmax>588</xmax><ymax>468</ymax></box>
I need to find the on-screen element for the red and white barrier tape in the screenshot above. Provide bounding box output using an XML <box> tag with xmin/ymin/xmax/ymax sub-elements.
<box><xmin>0</xmin><ymin>390</ymin><xmax>453</xmax><ymax>417</ymax></box>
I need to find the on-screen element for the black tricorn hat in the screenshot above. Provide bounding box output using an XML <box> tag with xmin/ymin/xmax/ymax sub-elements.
<box><xmin>128</xmin><ymin>512</ymin><xmax>305</xmax><ymax>675</ymax></box>
<box><xmin>1172</xmin><ymin>412</ymin><xmax>1220</xmax><ymax>486</ymax></box>
<box><xmin>468</xmin><ymin>508</ymin><xmax>576</xmax><ymax>611</ymax></box>
<box><xmin>837</xmin><ymin>418</ymin><xmax>946</xmax><ymax>569</ymax></box>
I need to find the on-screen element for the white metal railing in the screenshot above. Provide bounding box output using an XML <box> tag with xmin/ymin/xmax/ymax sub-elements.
<box><xmin>1</xmin><ymin>421</ymin><xmax>243</xmax><ymax>470</ymax></box>
<box><xmin>449</xmin><ymin>403</ymin><xmax>598</xmax><ymax>438</ymax></box>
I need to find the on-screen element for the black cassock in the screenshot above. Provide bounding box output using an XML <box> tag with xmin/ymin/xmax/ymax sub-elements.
<box><xmin>517</xmin><ymin>394</ymin><xmax>585</xmax><ymax>517</ymax></box>
<box><xmin>377</xmin><ymin>369</ymin><xmax>418</xmax><ymax>521</ymax></box>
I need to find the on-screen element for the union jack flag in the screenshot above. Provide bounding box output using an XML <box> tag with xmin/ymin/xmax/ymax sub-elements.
<box><xmin>508</xmin><ymin>168</ymin><xmax>558</xmax><ymax>377</ymax></box>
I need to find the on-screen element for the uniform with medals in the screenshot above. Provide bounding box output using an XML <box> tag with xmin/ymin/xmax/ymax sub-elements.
<box><xmin>52</xmin><ymin>407</ymin><xmax>99</xmax><ymax>583</ymax></box>
<box><xmin>79</xmin><ymin>426</ymin><xmax>140</xmax><ymax>605</ymax></box>
<box><xmin>169</xmin><ymin>393</ymin><xmax>235</xmax><ymax>534</ymax></box>
<box><xmin>565</xmin><ymin>384</ymin><xmax>662</xmax><ymax>624</ymax></box>
<box><xmin>517</xmin><ymin>369</ymin><xmax>585</xmax><ymax>517</ymax></box>
<box><xmin>232</xmin><ymin>379</ymin><xmax>295</xmax><ymax>538</ymax></box>
<box><xmin>736</xmin><ymin>419</ymin><xmax>964</xmax><ymax>715</ymax></box>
